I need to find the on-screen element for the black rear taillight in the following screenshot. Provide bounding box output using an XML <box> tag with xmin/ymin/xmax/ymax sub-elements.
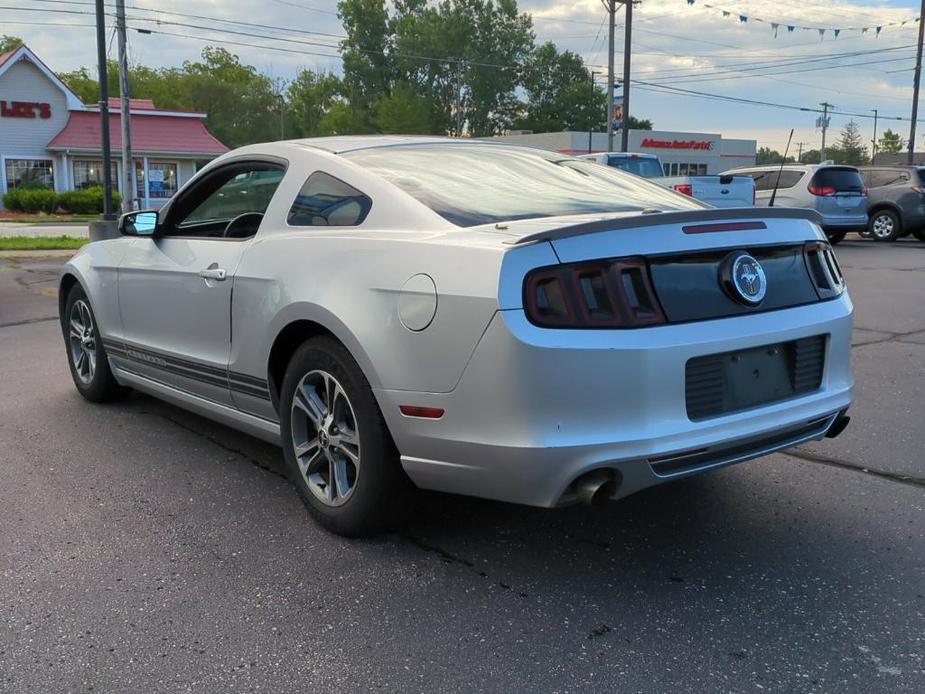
<box><xmin>803</xmin><ymin>241</ymin><xmax>845</xmax><ymax>299</ymax></box>
<box><xmin>524</xmin><ymin>257</ymin><xmax>665</xmax><ymax>328</ymax></box>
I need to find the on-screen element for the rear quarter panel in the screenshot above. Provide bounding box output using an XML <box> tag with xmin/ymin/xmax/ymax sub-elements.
<box><xmin>229</xmin><ymin>229</ymin><xmax>507</xmax><ymax>421</ymax></box>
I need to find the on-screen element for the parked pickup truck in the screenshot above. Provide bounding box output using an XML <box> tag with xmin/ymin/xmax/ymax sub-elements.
<box><xmin>578</xmin><ymin>152</ymin><xmax>755</xmax><ymax>208</ymax></box>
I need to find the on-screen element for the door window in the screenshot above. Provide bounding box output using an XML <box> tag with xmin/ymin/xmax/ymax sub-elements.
<box><xmin>162</xmin><ymin>162</ymin><xmax>286</xmax><ymax>239</ymax></box>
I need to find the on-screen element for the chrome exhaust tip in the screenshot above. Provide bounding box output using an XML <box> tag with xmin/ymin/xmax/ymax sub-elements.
<box><xmin>826</xmin><ymin>410</ymin><xmax>851</xmax><ymax>439</ymax></box>
<box><xmin>573</xmin><ymin>469</ymin><xmax>618</xmax><ymax>506</ymax></box>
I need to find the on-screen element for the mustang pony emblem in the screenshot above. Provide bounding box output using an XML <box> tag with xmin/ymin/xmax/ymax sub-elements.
<box><xmin>720</xmin><ymin>252</ymin><xmax>767</xmax><ymax>306</ymax></box>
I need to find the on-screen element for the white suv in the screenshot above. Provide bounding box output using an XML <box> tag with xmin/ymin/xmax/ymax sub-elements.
<box><xmin>724</xmin><ymin>164</ymin><xmax>867</xmax><ymax>243</ymax></box>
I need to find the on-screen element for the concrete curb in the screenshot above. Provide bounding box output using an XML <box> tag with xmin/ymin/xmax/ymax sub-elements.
<box><xmin>0</xmin><ymin>249</ymin><xmax>77</xmax><ymax>259</ymax></box>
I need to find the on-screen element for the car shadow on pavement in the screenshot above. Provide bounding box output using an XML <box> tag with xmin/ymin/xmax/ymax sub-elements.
<box><xmin>115</xmin><ymin>388</ymin><xmax>893</xmax><ymax>597</ymax></box>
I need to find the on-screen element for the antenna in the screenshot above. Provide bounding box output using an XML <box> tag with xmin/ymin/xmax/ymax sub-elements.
<box><xmin>769</xmin><ymin>129</ymin><xmax>794</xmax><ymax>208</ymax></box>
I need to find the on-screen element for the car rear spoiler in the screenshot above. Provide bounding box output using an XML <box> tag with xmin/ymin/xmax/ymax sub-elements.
<box><xmin>509</xmin><ymin>207</ymin><xmax>823</xmax><ymax>245</ymax></box>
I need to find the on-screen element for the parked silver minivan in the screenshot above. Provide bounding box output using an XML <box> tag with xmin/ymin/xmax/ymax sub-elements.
<box><xmin>723</xmin><ymin>164</ymin><xmax>867</xmax><ymax>243</ymax></box>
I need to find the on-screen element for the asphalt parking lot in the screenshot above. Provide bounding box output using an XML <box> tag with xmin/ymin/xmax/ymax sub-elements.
<box><xmin>1</xmin><ymin>239</ymin><xmax>923</xmax><ymax>693</ymax></box>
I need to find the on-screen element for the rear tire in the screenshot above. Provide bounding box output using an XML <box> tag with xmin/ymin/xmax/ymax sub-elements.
<box><xmin>63</xmin><ymin>285</ymin><xmax>129</xmax><ymax>403</ymax></box>
<box><xmin>279</xmin><ymin>336</ymin><xmax>415</xmax><ymax>536</ymax></box>
<box><xmin>824</xmin><ymin>228</ymin><xmax>848</xmax><ymax>244</ymax></box>
<box><xmin>868</xmin><ymin>209</ymin><xmax>901</xmax><ymax>242</ymax></box>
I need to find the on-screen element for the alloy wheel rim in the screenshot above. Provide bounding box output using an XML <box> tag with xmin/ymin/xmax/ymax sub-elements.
<box><xmin>68</xmin><ymin>299</ymin><xmax>97</xmax><ymax>384</ymax></box>
<box><xmin>872</xmin><ymin>214</ymin><xmax>894</xmax><ymax>238</ymax></box>
<box><xmin>290</xmin><ymin>369</ymin><xmax>361</xmax><ymax>507</ymax></box>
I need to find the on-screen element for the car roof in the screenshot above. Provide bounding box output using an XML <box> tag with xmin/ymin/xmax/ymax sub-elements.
<box><xmin>282</xmin><ymin>135</ymin><xmax>490</xmax><ymax>155</ymax></box>
<box><xmin>730</xmin><ymin>163</ymin><xmax>858</xmax><ymax>172</ymax></box>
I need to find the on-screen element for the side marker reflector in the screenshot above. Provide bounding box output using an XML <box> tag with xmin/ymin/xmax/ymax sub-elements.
<box><xmin>399</xmin><ymin>405</ymin><xmax>445</xmax><ymax>419</ymax></box>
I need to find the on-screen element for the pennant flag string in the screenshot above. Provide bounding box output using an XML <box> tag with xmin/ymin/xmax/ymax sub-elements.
<box><xmin>682</xmin><ymin>1</ymin><xmax>920</xmax><ymax>38</ymax></box>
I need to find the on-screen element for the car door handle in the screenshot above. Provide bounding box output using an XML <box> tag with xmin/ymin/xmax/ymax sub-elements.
<box><xmin>199</xmin><ymin>265</ymin><xmax>227</xmax><ymax>281</ymax></box>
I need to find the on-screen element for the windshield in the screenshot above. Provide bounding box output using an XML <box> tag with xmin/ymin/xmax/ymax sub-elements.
<box><xmin>606</xmin><ymin>156</ymin><xmax>664</xmax><ymax>178</ymax></box>
<box><xmin>344</xmin><ymin>143</ymin><xmax>703</xmax><ymax>227</ymax></box>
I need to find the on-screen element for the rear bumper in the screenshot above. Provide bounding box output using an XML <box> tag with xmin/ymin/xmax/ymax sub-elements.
<box><xmin>378</xmin><ymin>295</ymin><xmax>854</xmax><ymax>507</ymax></box>
<box><xmin>820</xmin><ymin>213</ymin><xmax>867</xmax><ymax>230</ymax></box>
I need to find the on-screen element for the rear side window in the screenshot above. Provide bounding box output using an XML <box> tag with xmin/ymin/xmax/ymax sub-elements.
<box><xmin>869</xmin><ymin>169</ymin><xmax>909</xmax><ymax>187</ymax></box>
<box><xmin>744</xmin><ymin>171</ymin><xmax>772</xmax><ymax>191</ymax></box>
<box><xmin>811</xmin><ymin>167</ymin><xmax>865</xmax><ymax>192</ymax></box>
<box><xmin>607</xmin><ymin>156</ymin><xmax>663</xmax><ymax>178</ymax></box>
<box><xmin>288</xmin><ymin>172</ymin><xmax>372</xmax><ymax>227</ymax></box>
<box><xmin>760</xmin><ymin>170</ymin><xmax>803</xmax><ymax>190</ymax></box>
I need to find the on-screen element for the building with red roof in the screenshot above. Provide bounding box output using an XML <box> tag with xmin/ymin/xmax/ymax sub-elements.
<box><xmin>1</xmin><ymin>45</ymin><xmax>228</xmax><ymax>208</ymax></box>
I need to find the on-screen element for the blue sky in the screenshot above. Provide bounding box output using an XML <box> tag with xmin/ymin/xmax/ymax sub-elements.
<box><xmin>5</xmin><ymin>1</ymin><xmax>924</xmax><ymax>152</ymax></box>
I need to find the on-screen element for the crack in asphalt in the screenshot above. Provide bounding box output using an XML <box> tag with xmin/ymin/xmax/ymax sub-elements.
<box><xmin>399</xmin><ymin>533</ymin><xmax>530</xmax><ymax>598</ymax></box>
<box><xmin>852</xmin><ymin>327</ymin><xmax>925</xmax><ymax>348</ymax></box>
<box><xmin>150</xmin><ymin>411</ymin><xmax>291</xmax><ymax>483</ymax></box>
<box><xmin>0</xmin><ymin>315</ymin><xmax>58</xmax><ymax>329</ymax></box>
<box><xmin>786</xmin><ymin>448</ymin><xmax>925</xmax><ymax>488</ymax></box>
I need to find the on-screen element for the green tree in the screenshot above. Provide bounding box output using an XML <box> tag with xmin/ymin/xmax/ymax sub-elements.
<box><xmin>757</xmin><ymin>146</ymin><xmax>795</xmax><ymax>165</ymax></box>
<box><xmin>627</xmin><ymin>116</ymin><xmax>652</xmax><ymax>130</ymax></box>
<box><xmin>373</xmin><ymin>81</ymin><xmax>438</xmax><ymax>133</ymax></box>
<box><xmin>180</xmin><ymin>47</ymin><xmax>280</xmax><ymax>147</ymax></box>
<box><xmin>835</xmin><ymin>120</ymin><xmax>869</xmax><ymax>166</ymax></box>
<box><xmin>515</xmin><ymin>42</ymin><xmax>603</xmax><ymax>133</ymax></box>
<box><xmin>0</xmin><ymin>35</ymin><xmax>24</xmax><ymax>53</ymax></box>
<box><xmin>877</xmin><ymin>129</ymin><xmax>904</xmax><ymax>154</ymax></box>
<box><xmin>338</xmin><ymin>0</ymin><xmax>394</xmax><ymax>133</ymax></box>
<box><xmin>287</xmin><ymin>70</ymin><xmax>345</xmax><ymax>137</ymax></box>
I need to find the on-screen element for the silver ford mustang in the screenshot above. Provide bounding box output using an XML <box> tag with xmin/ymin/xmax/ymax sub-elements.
<box><xmin>60</xmin><ymin>136</ymin><xmax>853</xmax><ymax>535</ymax></box>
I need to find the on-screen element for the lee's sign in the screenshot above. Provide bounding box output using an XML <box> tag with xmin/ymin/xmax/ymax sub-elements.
<box><xmin>640</xmin><ymin>138</ymin><xmax>714</xmax><ymax>151</ymax></box>
<box><xmin>0</xmin><ymin>101</ymin><xmax>52</xmax><ymax>119</ymax></box>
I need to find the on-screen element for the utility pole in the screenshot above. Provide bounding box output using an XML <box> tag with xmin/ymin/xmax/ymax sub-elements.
<box><xmin>620</xmin><ymin>0</ymin><xmax>634</xmax><ymax>153</ymax></box>
<box><xmin>795</xmin><ymin>141</ymin><xmax>807</xmax><ymax>163</ymax></box>
<box><xmin>454</xmin><ymin>59</ymin><xmax>464</xmax><ymax>137</ymax></box>
<box><xmin>606</xmin><ymin>0</ymin><xmax>616</xmax><ymax>152</ymax></box>
<box><xmin>278</xmin><ymin>93</ymin><xmax>285</xmax><ymax>140</ymax></box>
<box><xmin>819</xmin><ymin>102</ymin><xmax>833</xmax><ymax>163</ymax></box>
<box><xmin>94</xmin><ymin>0</ymin><xmax>114</xmax><ymax>218</ymax></box>
<box><xmin>115</xmin><ymin>0</ymin><xmax>134</xmax><ymax>213</ymax></box>
<box><xmin>871</xmin><ymin>108</ymin><xmax>879</xmax><ymax>161</ymax></box>
<box><xmin>588</xmin><ymin>71</ymin><xmax>598</xmax><ymax>153</ymax></box>
<box><xmin>908</xmin><ymin>0</ymin><xmax>925</xmax><ymax>164</ymax></box>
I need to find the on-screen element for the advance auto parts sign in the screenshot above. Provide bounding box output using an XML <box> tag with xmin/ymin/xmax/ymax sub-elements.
<box><xmin>640</xmin><ymin>137</ymin><xmax>714</xmax><ymax>151</ymax></box>
<box><xmin>0</xmin><ymin>101</ymin><xmax>52</xmax><ymax>119</ymax></box>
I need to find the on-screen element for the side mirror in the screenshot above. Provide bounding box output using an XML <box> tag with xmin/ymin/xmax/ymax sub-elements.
<box><xmin>119</xmin><ymin>210</ymin><xmax>158</xmax><ymax>236</ymax></box>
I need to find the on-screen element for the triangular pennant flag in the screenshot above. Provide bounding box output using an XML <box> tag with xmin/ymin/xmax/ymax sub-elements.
<box><xmin>722</xmin><ymin>11</ymin><xmax>730</xmax><ymax>17</ymax></box>
<box><xmin>818</xmin><ymin>28</ymin><xmax>825</xmax><ymax>38</ymax></box>
<box><xmin>834</xmin><ymin>29</ymin><xmax>841</xmax><ymax>38</ymax></box>
<box><xmin>788</xmin><ymin>25</ymin><xmax>795</xmax><ymax>33</ymax></box>
<box><xmin>876</xmin><ymin>26</ymin><xmax>883</xmax><ymax>36</ymax></box>
<box><xmin>739</xmin><ymin>15</ymin><xmax>748</xmax><ymax>23</ymax></box>
<box><xmin>771</xmin><ymin>23</ymin><xmax>779</xmax><ymax>38</ymax></box>
<box><xmin>687</xmin><ymin>0</ymin><xmax>695</xmax><ymax>5</ymax></box>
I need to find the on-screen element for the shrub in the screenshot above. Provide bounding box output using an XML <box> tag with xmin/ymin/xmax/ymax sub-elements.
<box><xmin>3</xmin><ymin>186</ymin><xmax>122</xmax><ymax>214</ymax></box>
<box><xmin>2</xmin><ymin>187</ymin><xmax>57</xmax><ymax>213</ymax></box>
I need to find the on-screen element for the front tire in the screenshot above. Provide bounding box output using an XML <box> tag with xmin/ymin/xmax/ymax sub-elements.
<box><xmin>868</xmin><ymin>209</ymin><xmax>901</xmax><ymax>242</ymax></box>
<box><xmin>63</xmin><ymin>285</ymin><xmax>129</xmax><ymax>402</ymax></box>
<box><xmin>279</xmin><ymin>337</ymin><xmax>415</xmax><ymax>536</ymax></box>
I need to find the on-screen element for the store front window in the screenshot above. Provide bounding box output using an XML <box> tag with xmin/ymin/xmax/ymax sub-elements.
<box><xmin>4</xmin><ymin>158</ymin><xmax>55</xmax><ymax>190</ymax></box>
<box><xmin>72</xmin><ymin>160</ymin><xmax>118</xmax><ymax>190</ymax></box>
<box><xmin>135</xmin><ymin>160</ymin><xmax>178</xmax><ymax>200</ymax></box>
